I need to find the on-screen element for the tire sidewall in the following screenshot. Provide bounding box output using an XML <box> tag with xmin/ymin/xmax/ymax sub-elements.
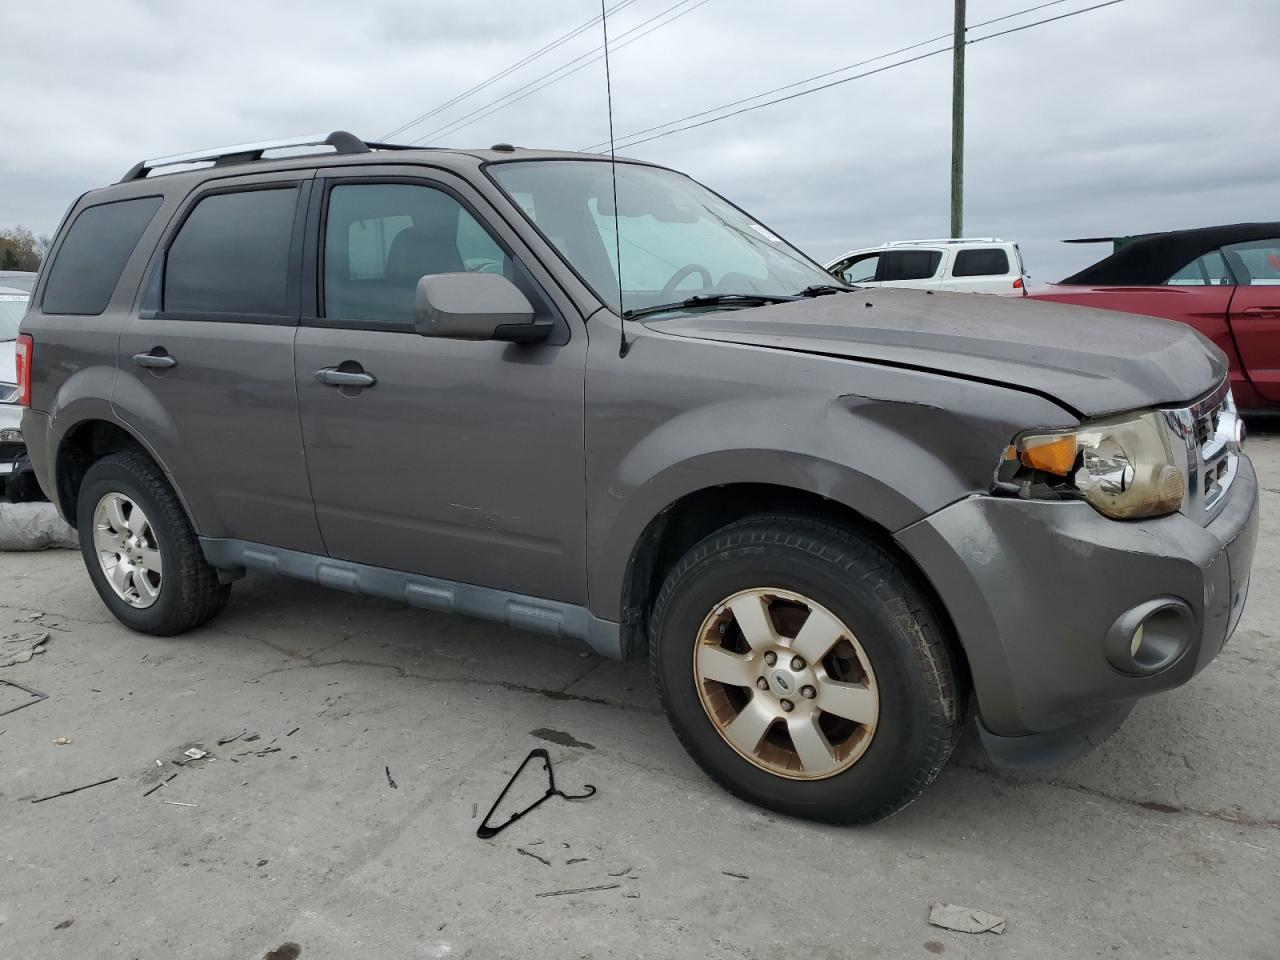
<box><xmin>653</xmin><ymin>531</ymin><xmax>948</xmax><ymax>821</ymax></box>
<box><xmin>77</xmin><ymin>458</ymin><xmax>186</xmax><ymax>633</ymax></box>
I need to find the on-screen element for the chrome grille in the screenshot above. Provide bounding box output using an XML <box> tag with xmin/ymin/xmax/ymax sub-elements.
<box><xmin>1163</xmin><ymin>379</ymin><xmax>1239</xmax><ymax>525</ymax></box>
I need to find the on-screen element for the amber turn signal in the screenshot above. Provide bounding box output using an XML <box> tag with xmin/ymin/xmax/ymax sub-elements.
<box><xmin>1018</xmin><ymin>435</ymin><xmax>1077</xmax><ymax>476</ymax></box>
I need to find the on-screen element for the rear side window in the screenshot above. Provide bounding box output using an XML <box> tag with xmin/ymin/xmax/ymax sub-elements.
<box><xmin>878</xmin><ymin>249</ymin><xmax>941</xmax><ymax>282</ymax></box>
<box><xmin>165</xmin><ymin>187</ymin><xmax>298</xmax><ymax>317</ymax></box>
<box><xmin>1222</xmin><ymin>238</ymin><xmax>1280</xmax><ymax>285</ymax></box>
<box><xmin>41</xmin><ymin>196</ymin><xmax>162</xmax><ymax>315</ymax></box>
<box><xmin>1166</xmin><ymin>250</ymin><xmax>1232</xmax><ymax>286</ymax></box>
<box><xmin>952</xmin><ymin>248</ymin><xmax>1010</xmax><ymax>277</ymax></box>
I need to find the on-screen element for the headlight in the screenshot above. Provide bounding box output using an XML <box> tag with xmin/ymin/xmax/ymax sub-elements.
<box><xmin>1002</xmin><ymin>411</ymin><xmax>1184</xmax><ymax>519</ymax></box>
<box><xmin>0</xmin><ymin>427</ymin><xmax>21</xmax><ymax>443</ymax></box>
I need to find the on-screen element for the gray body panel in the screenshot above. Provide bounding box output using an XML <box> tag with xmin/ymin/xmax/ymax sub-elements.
<box><xmin>18</xmin><ymin>143</ymin><xmax>1261</xmax><ymax>765</ymax></box>
<box><xmin>649</xmin><ymin>288</ymin><xmax>1228</xmax><ymax>418</ymax></box>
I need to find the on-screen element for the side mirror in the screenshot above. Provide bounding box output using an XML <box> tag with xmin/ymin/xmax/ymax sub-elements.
<box><xmin>414</xmin><ymin>273</ymin><xmax>551</xmax><ymax>343</ymax></box>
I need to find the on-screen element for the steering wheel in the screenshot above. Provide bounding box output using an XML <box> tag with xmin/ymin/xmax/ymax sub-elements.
<box><xmin>660</xmin><ymin>263</ymin><xmax>713</xmax><ymax>299</ymax></box>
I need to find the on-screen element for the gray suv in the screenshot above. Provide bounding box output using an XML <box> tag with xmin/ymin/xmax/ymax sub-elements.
<box><xmin>18</xmin><ymin>132</ymin><xmax>1258</xmax><ymax>823</ymax></box>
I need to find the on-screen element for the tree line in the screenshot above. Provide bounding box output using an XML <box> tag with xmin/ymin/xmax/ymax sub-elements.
<box><xmin>1</xmin><ymin>226</ymin><xmax>50</xmax><ymax>272</ymax></box>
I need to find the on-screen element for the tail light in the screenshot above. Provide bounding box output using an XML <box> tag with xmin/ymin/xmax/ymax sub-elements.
<box><xmin>15</xmin><ymin>334</ymin><xmax>32</xmax><ymax>408</ymax></box>
<box><xmin>1012</xmin><ymin>277</ymin><xmax>1024</xmax><ymax>290</ymax></box>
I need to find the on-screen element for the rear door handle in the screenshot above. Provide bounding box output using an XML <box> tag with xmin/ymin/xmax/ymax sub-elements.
<box><xmin>314</xmin><ymin>368</ymin><xmax>376</xmax><ymax>388</ymax></box>
<box><xmin>1240</xmin><ymin>306</ymin><xmax>1280</xmax><ymax>319</ymax></box>
<box><xmin>133</xmin><ymin>351</ymin><xmax>177</xmax><ymax>369</ymax></box>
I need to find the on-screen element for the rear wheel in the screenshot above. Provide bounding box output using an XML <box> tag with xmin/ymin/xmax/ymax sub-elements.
<box><xmin>76</xmin><ymin>452</ymin><xmax>229</xmax><ymax>635</ymax></box>
<box><xmin>650</xmin><ymin>515</ymin><xmax>962</xmax><ymax>824</ymax></box>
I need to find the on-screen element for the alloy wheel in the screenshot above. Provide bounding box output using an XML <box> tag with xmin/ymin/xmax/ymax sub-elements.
<box><xmin>92</xmin><ymin>492</ymin><xmax>163</xmax><ymax>609</ymax></box>
<box><xmin>693</xmin><ymin>588</ymin><xmax>879</xmax><ymax>780</ymax></box>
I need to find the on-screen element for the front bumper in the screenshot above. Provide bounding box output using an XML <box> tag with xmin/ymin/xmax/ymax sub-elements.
<box><xmin>896</xmin><ymin>453</ymin><xmax>1259</xmax><ymax>757</ymax></box>
<box><xmin>0</xmin><ymin>403</ymin><xmax>31</xmax><ymax>485</ymax></box>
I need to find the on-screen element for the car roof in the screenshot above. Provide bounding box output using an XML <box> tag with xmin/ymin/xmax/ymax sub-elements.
<box><xmin>1061</xmin><ymin>222</ymin><xmax>1280</xmax><ymax>285</ymax></box>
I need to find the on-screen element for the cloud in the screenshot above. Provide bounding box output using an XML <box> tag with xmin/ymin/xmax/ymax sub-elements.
<box><xmin>3</xmin><ymin>0</ymin><xmax>1277</xmax><ymax>280</ymax></box>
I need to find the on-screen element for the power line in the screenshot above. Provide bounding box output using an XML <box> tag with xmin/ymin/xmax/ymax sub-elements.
<box><xmin>413</xmin><ymin>0</ymin><xmax>715</xmax><ymax>145</ymax></box>
<box><xmin>602</xmin><ymin>0</ymin><xmax>1129</xmax><ymax>151</ymax></box>
<box><xmin>580</xmin><ymin>0</ymin><xmax>1078</xmax><ymax>151</ymax></box>
<box><xmin>381</xmin><ymin>0</ymin><xmax>640</xmax><ymax>140</ymax></box>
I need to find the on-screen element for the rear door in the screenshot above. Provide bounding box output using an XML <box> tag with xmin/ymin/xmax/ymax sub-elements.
<box><xmin>941</xmin><ymin>246</ymin><xmax>1016</xmax><ymax>294</ymax></box>
<box><xmin>293</xmin><ymin>167</ymin><xmax>587</xmax><ymax>603</ymax></box>
<box><xmin>1223</xmin><ymin>237</ymin><xmax>1280</xmax><ymax>403</ymax></box>
<box><xmin>875</xmin><ymin>248</ymin><xmax>943</xmax><ymax>289</ymax></box>
<box><xmin>114</xmin><ymin>170</ymin><xmax>324</xmax><ymax>553</ymax></box>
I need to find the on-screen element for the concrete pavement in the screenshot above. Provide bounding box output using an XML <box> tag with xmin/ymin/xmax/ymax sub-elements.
<box><xmin>1</xmin><ymin>429</ymin><xmax>1277</xmax><ymax>959</ymax></box>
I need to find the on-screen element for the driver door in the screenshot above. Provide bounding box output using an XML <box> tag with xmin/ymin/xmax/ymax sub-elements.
<box><xmin>294</xmin><ymin>169</ymin><xmax>589</xmax><ymax>604</ymax></box>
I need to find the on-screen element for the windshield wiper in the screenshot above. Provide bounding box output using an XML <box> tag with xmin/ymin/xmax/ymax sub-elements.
<box><xmin>797</xmin><ymin>284</ymin><xmax>854</xmax><ymax>297</ymax></box>
<box><xmin>623</xmin><ymin>293</ymin><xmax>798</xmax><ymax>321</ymax></box>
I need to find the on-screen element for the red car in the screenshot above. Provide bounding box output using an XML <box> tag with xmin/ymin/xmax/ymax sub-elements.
<box><xmin>1029</xmin><ymin>223</ymin><xmax>1280</xmax><ymax>413</ymax></box>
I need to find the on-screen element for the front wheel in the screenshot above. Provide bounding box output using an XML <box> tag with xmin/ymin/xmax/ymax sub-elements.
<box><xmin>76</xmin><ymin>451</ymin><xmax>229</xmax><ymax>635</ymax></box>
<box><xmin>650</xmin><ymin>515</ymin><xmax>963</xmax><ymax>824</ymax></box>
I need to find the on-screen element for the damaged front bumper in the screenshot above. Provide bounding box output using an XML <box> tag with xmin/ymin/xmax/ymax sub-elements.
<box><xmin>896</xmin><ymin>453</ymin><xmax>1259</xmax><ymax>767</ymax></box>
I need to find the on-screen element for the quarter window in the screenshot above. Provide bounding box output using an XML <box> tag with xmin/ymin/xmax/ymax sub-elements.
<box><xmin>878</xmin><ymin>249</ymin><xmax>941</xmax><ymax>282</ymax></box>
<box><xmin>952</xmin><ymin>248</ymin><xmax>1010</xmax><ymax>277</ymax></box>
<box><xmin>323</xmin><ymin>183</ymin><xmax>513</xmax><ymax>326</ymax></box>
<box><xmin>42</xmin><ymin>196</ymin><xmax>163</xmax><ymax>315</ymax></box>
<box><xmin>165</xmin><ymin>187</ymin><xmax>298</xmax><ymax>317</ymax></box>
<box><xmin>1165</xmin><ymin>250</ymin><xmax>1232</xmax><ymax>286</ymax></box>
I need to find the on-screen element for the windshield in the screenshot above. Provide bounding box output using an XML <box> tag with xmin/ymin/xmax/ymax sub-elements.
<box><xmin>0</xmin><ymin>293</ymin><xmax>29</xmax><ymax>340</ymax></box>
<box><xmin>488</xmin><ymin>160</ymin><xmax>838</xmax><ymax>316</ymax></box>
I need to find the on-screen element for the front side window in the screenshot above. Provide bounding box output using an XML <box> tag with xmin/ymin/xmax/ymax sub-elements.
<box><xmin>1165</xmin><ymin>250</ymin><xmax>1232</xmax><ymax>286</ymax></box>
<box><xmin>878</xmin><ymin>249</ymin><xmax>941</xmax><ymax>282</ymax></box>
<box><xmin>836</xmin><ymin>254</ymin><xmax>879</xmax><ymax>285</ymax></box>
<box><xmin>488</xmin><ymin>160</ymin><xmax>837</xmax><ymax>315</ymax></box>
<box><xmin>42</xmin><ymin>196</ymin><xmax>162</xmax><ymax>315</ymax></box>
<box><xmin>165</xmin><ymin>187</ymin><xmax>298</xmax><ymax>317</ymax></box>
<box><xmin>1222</xmin><ymin>238</ymin><xmax>1280</xmax><ymax>285</ymax></box>
<box><xmin>952</xmin><ymin>248</ymin><xmax>1010</xmax><ymax>278</ymax></box>
<box><xmin>324</xmin><ymin>183</ymin><xmax>513</xmax><ymax>326</ymax></box>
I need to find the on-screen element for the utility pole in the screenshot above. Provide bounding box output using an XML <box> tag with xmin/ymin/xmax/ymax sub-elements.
<box><xmin>950</xmin><ymin>0</ymin><xmax>966</xmax><ymax>239</ymax></box>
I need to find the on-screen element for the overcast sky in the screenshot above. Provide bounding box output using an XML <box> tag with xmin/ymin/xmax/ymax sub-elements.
<box><xmin>3</xmin><ymin>0</ymin><xmax>1277</xmax><ymax>281</ymax></box>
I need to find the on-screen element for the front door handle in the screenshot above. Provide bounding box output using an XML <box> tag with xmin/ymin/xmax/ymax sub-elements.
<box><xmin>1240</xmin><ymin>306</ymin><xmax>1280</xmax><ymax>319</ymax></box>
<box><xmin>133</xmin><ymin>350</ymin><xmax>177</xmax><ymax>369</ymax></box>
<box><xmin>314</xmin><ymin>368</ymin><xmax>376</xmax><ymax>388</ymax></box>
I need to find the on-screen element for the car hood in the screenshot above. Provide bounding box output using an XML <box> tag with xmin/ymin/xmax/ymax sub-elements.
<box><xmin>644</xmin><ymin>288</ymin><xmax>1226</xmax><ymax>418</ymax></box>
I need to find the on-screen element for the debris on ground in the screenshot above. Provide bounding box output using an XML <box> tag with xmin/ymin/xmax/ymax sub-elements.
<box><xmin>0</xmin><ymin>631</ymin><xmax>51</xmax><ymax>667</ymax></box>
<box><xmin>216</xmin><ymin>731</ymin><xmax>245</xmax><ymax>746</ymax></box>
<box><xmin>142</xmin><ymin>773</ymin><xmax>179</xmax><ymax>798</ymax></box>
<box><xmin>0</xmin><ymin>678</ymin><xmax>47</xmax><ymax>717</ymax></box>
<box><xmin>606</xmin><ymin>865</ymin><xmax>631</xmax><ymax>877</ymax></box>
<box><xmin>928</xmin><ymin>903</ymin><xmax>1007</xmax><ymax>935</ymax></box>
<box><xmin>0</xmin><ymin>502</ymin><xmax>77</xmax><ymax>551</ymax></box>
<box><xmin>286</xmin><ymin>727</ymin><xmax>299</xmax><ymax>736</ymax></box>
<box><xmin>262</xmin><ymin>944</ymin><xmax>301</xmax><ymax>960</ymax></box>
<box><xmin>518</xmin><ymin>847</ymin><xmax>552</xmax><ymax>867</ymax></box>
<box><xmin>722</xmin><ymin>871</ymin><xmax>749</xmax><ymax>880</ymax></box>
<box><xmin>385</xmin><ymin>765</ymin><xmax>398</xmax><ymax>789</ymax></box>
<box><xmin>566</xmin><ymin>857</ymin><xmax>590</xmax><ymax>865</ymax></box>
<box><xmin>183</xmin><ymin>748</ymin><xmax>208</xmax><ymax>761</ymax></box>
<box><xmin>53</xmin><ymin>737</ymin><xmax>71</xmax><ymax>745</ymax></box>
<box><xmin>161</xmin><ymin>800</ymin><xmax>197</xmax><ymax>807</ymax></box>
<box><xmin>31</xmin><ymin>776</ymin><xmax>118</xmax><ymax>804</ymax></box>
<box><xmin>257</xmin><ymin>859</ymin><xmax>269</xmax><ymax>867</ymax></box>
<box><xmin>54</xmin><ymin>918</ymin><xmax>73</xmax><ymax>930</ymax></box>
<box><xmin>534</xmin><ymin>882</ymin><xmax>621</xmax><ymax>899</ymax></box>
<box><xmin>476</xmin><ymin>748</ymin><xmax>596</xmax><ymax>840</ymax></box>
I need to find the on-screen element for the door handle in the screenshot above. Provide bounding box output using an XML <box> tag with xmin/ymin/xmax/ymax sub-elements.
<box><xmin>133</xmin><ymin>351</ymin><xmax>177</xmax><ymax>369</ymax></box>
<box><xmin>314</xmin><ymin>368</ymin><xmax>376</xmax><ymax>388</ymax></box>
<box><xmin>1240</xmin><ymin>306</ymin><xmax>1280</xmax><ymax>319</ymax></box>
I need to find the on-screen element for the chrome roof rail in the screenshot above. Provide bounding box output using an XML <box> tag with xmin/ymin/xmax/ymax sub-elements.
<box><xmin>119</xmin><ymin>130</ymin><xmax>372</xmax><ymax>182</ymax></box>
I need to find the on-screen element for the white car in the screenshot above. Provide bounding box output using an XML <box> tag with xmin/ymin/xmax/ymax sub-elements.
<box><xmin>825</xmin><ymin>239</ymin><xmax>1028</xmax><ymax>295</ymax></box>
<box><xmin>0</xmin><ymin>281</ymin><xmax>39</xmax><ymax>500</ymax></box>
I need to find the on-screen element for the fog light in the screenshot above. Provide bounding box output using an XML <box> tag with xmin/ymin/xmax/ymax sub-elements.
<box><xmin>1105</xmin><ymin>598</ymin><xmax>1194</xmax><ymax>676</ymax></box>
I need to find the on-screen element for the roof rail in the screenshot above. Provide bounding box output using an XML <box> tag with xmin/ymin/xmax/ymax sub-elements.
<box><xmin>119</xmin><ymin>130</ymin><xmax>377</xmax><ymax>183</ymax></box>
<box><xmin>884</xmin><ymin>237</ymin><xmax>1006</xmax><ymax>246</ymax></box>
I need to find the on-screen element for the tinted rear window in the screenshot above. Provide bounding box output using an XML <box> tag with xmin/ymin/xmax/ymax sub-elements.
<box><xmin>41</xmin><ymin>196</ymin><xmax>163</xmax><ymax>315</ymax></box>
<box><xmin>952</xmin><ymin>248</ymin><xmax>1010</xmax><ymax>277</ymax></box>
<box><xmin>165</xmin><ymin>187</ymin><xmax>298</xmax><ymax>317</ymax></box>
<box><xmin>879</xmin><ymin>249</ymin><xmax>941</xmax><ymax>282</ymax></box>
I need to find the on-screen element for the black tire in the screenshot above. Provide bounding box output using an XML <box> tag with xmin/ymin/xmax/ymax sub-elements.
<box><xmin>650</xmin><ymin>515</ymin><xmax>963</xmax><ymax>824</ymax></box>
<box><xmin>76</xmin><ymin>451</ymin><xmax>229</xmax><ymax>635</ymax></box>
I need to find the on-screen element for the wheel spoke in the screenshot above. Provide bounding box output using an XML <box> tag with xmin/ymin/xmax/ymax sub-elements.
<box><xmin>139</xmin><ymin>547</ymin><xmax>163</xmax><ymax>576</ymax></box>
<box><xmin>104</xmin><ymin>496</ymin><xmax>130</xmax><ymax>535</ymax></box>
<box><xmin>726</xmin><ymin>593</ymin><xmax>779</xmax><ymax>652</ymax></box>
<box><xmin>817</xmin><ymin>679</ymin><xmax>878</xmax><ymax>725</ymax></box>
<box><xmin>125</xmin><ymin>505</ymin><xmax>151</xmax><ymax>538</ymax></box>
<box><xmin>722</xmin><ymin>699</ymin><xmax>776</xmax><ymax>756</ymax></box>
<box><xmin>791</xmin><ymin>606</ymin><xmax>846</xmax><ymax>664</ymax></box>
<box><xmin>788</xmin><ymin>715</ymin><xmax>837</xmax><ymax>773</ymax></box>
<box><xmin>134</xmin><ymin>569</ymin><xmax>160</xmax><ymax>603</ymax></box>
<box><xmin>696</xmin><ymin>644</ymin><xmax>756</xmax><ymax>688</ymax></box>
<box><xmin>104</xmin><ymin>556</ymin><xmax>131</xmax><ymax>594</ymax></box>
